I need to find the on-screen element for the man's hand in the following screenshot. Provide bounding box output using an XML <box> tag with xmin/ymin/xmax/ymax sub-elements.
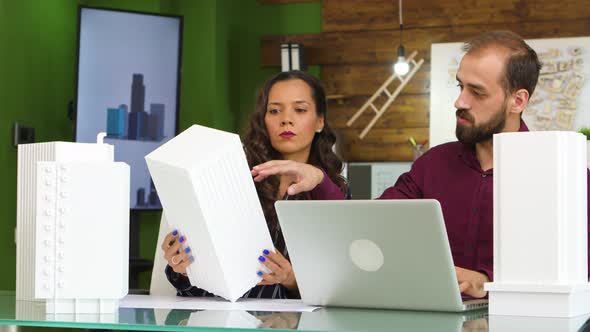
<box><xmin>251</xmin><ymin>160</ymin><xmax>324</xmax><ymax>196</ymax></box>
<box><xmin>455</xmin><ymin>266</ymin><xmax>489</xmax><ymax>298</ymax></box>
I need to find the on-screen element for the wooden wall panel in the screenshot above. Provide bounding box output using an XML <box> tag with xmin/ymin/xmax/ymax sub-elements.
<box><xmin>322</xmin><ymin>64</ymin><xmax>431</xmax><ymax>96</ymax></box>
<box><xmin>322</xmin><ymin>0</ymin><xmax>590</xmax><ymax>32</ymax></box>
<box><xmin>335</xmin><ymin>127</ymin><xmax>429</xmax><ymax>161</ymax></box>
<box><xmin>328</xmin><ymin>94</ymin><xmax>430</xmax><ymax>161</ymax></box>
<box><xmin>262</xmin><ymin>19</ymin><xmax>590</xmax><ymax>67</ymax></box>
<box><xmin>327</xmin><ymin>95</ymin><xmax>429</xmax><ymax>128</ymax></box>
<box><xmin>261</xmin><ymin>0</ymin><xmax>319</xmax><ymax>4</ymax></box>
<box><xmin>261</xmin><ymin>0</ymin><xmax>590</xmax><ymax>160</ymax></box>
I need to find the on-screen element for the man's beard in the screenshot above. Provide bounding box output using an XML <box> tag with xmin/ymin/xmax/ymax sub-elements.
<box><xmin>455</xmin><ymin>101</ymin><xmax>507</xmax><ymax>145</ymax></box>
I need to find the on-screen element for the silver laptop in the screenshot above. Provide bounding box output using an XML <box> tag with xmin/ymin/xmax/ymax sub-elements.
<box><xmin>275</xmin><ymin>199</ymin><xmax>488</xmax><ymax>312</ymax></box>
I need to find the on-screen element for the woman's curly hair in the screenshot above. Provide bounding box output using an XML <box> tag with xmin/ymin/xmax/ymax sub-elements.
<box><xmin>243</xmin><ymin>71</ymin><xmax>346</xmax><ymax>249</ymax></box>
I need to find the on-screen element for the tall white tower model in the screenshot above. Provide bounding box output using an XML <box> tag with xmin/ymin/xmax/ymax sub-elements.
<box><xmin>16</xmin><ymin>134</ymin><xmax>129</xmax><ymax>313</ymax></box>
<box><xmin>486</xmin><ymin>131</ymin><xmax>590</xmax><ymax>317</ymax></box>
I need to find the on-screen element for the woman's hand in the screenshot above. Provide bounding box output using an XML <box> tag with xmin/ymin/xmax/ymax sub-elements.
<box><xmin>256</xmin><ymin>312</ymin><xmax>299</xmax><ymax>329</ymax></box>
<box><xmin>251</xmin><ymin>160</ymin><xmax>324</xmax><ymax>196</ymax></box>
<box><xmin>161</xmin><ymin>230</ymin><xmax>194</xmax><ymax>274</ymax></box>
<box><xmin>257</xmin><ymin>249</ymin><xmax>298</xmax><ymax>290</ymax></box>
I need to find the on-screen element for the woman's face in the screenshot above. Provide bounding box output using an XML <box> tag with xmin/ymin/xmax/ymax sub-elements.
<box><xmin>264</xmin><ymin>79</ymin><xmax>324</xmax><ymax>161</ymax></box>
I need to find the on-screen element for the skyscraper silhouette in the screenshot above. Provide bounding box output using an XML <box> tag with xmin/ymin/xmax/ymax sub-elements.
<box><xmin>136</xmin><ymin>188</ymin><xmax>146</xmax><ymax>206</ymax></box>
<box><xmin>119</xmin><ymin>104</ymin><xmax>129</xmax><ymax>138</ymax></box>
<box><xmin>106</xmin><ymin>108</ymin><xmax>125</xmax><ymax>138</ymax></box>
<box><xmin>128</xmin><ymin>74</ymin><xmax>147</xmax><ymax>140</ymax></box>
<box><xmin>148</xmin><ymin>179</ymin><xmax>160</xmax><ymax>206</ymax></box>
<box><xmin>148</xmin><ymin>103</ymin><xmax>165</xmax><ymax>141</ymax></box>
<box><xmin>104</xmin><ymin>74</ymin><xmax>166</xmax><ymax>145</ymax></box>
<box><xmin>130</xmin><ymin>74</ymin><xmax>145</xmax><ymax>114</ymax></box>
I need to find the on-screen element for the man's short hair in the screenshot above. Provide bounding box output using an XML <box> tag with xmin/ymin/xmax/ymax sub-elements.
<box><xmin>462</xmin><ymin>31</ymin><xmax>542</xmax><ymax>97</ymax></box>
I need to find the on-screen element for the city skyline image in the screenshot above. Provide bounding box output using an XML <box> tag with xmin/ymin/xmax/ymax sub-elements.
<box><xmin>106</xmin><ymin>73</ymin><xmax>166</xmax><ymax>142</ymax></box>
<box><xmin>105</xmin><ymin>73</ymin><xmax>168</xmax><ymax>207</ymax></box>
<box><xmin>76</xmin><ymin>8</ymin><xmax>180</xmax><ymax>210</ymax></box>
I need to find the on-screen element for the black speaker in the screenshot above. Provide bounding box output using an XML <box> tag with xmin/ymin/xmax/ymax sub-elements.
<box><xmin>13</xmin><ymin>123</ymin><xmax>35</xmax><ymax>147</ymax></box>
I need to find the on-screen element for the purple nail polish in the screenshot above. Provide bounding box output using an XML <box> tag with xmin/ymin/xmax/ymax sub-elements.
<box><xmin>172</xmin><ymin>230</ymin><xmax>178</xmax><ymax>236</ymax></box>
<box><xmin>263</xmin><ymin>249</ymin><xmax>270</xmax><ymax>255</ymax></box>
<box><xmin>185</xmin><ymin>247</ymin><xmax>191</xmax><ymax>253</ymax></box>
<box><xmin>258</xmin><ymin>256</ymin><xmax>265</xmax><ymax>262</ymax></box>
<box><xmin>257</xmin><ymin>271</ymin><xmax>263</xmax><ymax>276</ymax></box>
<box><xmin>179</xmin><ymin>236</ymin><xmax>185</xmax><ymax>243</ymax></box>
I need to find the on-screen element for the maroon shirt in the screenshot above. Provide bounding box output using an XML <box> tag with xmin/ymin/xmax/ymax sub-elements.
<box><xmin>379</xmin><ymin>121</ymin><xmax>590</xmax><ymax>280</ymax></box>
<box><xmin>310</xmin><ymin>171</ymin><xmax>347</xmax><ymax>200</ymax></box>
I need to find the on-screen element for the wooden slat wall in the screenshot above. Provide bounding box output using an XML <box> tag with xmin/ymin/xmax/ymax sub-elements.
<box><xmin>261</xmin><ymin>0</ymin><xmax>319</xmax><ymax>4</ymax></box>
<box><xmin>322</xmin><ymin>0</ymin><xmax>590</xmax><ymax>32</ymax></box>
<box><xmin>261</xmin><ymin>0</ymin><xmax>590</xmax><ymax>161</ymax></box>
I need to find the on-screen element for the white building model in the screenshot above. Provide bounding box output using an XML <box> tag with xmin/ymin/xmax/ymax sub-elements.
<box><xmin>145</xmin><ymin>125</ymin><xmax>274</xmax><ymax>302</ymax></box>
<box><xmin>486</xmin><ymin>131</ymin><xmax>590</xmax><ymax>317</ymax></box>
<box><xmin>16</xmin><ymin>134</ymin><xmax>129</xmax><ymax>313</ymax></box>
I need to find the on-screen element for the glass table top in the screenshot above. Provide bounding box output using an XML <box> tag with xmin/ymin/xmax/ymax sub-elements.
<box><xmin>0</xmin><ymin>292</ymin><xmax>588</xmax><ymax>332</ymax></box>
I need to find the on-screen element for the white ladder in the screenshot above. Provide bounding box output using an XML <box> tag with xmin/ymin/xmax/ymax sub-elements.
<box><xmin>347</xmin><ymin>50</ymin><xmax>424</xmax><ymax>139</ymax></box>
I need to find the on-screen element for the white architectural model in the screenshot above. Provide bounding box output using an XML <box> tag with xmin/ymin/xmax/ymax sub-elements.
<box><xmin>489</xmin><ymin>313</ymin><xmax>590</xmax><ymax>332</ymax></box>
<box><xmin>486</xmin><ymin>131</ymin><xmax>590</xmax><ymax>317</ymax></box>
<box><xmin>145</xmin><ymin>125</ymin><xmax>274</xmax><ymax>302</ymax></box>
<box><xmin>16</xmin><ymin>134</ymin><xmax>130</xmax><ymax>313</ymax></box>
<box><xmin>15</xmin><ymin>299</ymin><xmax>118</xmax><ymax>324</ymax></box>
<box><xmin>188</xmin><ymin>310</ymin><xmax>260</xmax><ymax>329</ymax></box>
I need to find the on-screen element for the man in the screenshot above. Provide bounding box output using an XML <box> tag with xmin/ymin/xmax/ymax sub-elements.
<box><xmin>252</xmin><ymin>31</ymin><xmax>590</xmax><ymax>299</ymax></box>
<box><xmin>378</xmin><ymin>31</ymin><xmax>541</xmax><ymax>298</ymax></box>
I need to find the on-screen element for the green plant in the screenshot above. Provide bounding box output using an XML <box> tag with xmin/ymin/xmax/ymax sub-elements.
<box><xmin>579</xmin><ymin>127</ymin><xmax>590</xmax><ymax>140</ymax></box>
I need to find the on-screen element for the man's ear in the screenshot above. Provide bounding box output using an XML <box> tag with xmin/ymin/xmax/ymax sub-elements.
<box><xmin>511</xmin><ymin>89</ymin><xmax>530</xmax><ymax>115</ymax></box>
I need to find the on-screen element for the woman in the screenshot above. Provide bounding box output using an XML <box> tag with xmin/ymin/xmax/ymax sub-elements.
<box><xmin>161</xmin><ymin>70</ymin><xmax>347</xmax><ymax>299</ymax></box>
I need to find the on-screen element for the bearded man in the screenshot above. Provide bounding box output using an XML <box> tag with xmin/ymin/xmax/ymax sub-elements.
<box><xmin>379</xmin><ymin>30</ymin><xmax>590</xmax><ymax>298</ymax></box>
